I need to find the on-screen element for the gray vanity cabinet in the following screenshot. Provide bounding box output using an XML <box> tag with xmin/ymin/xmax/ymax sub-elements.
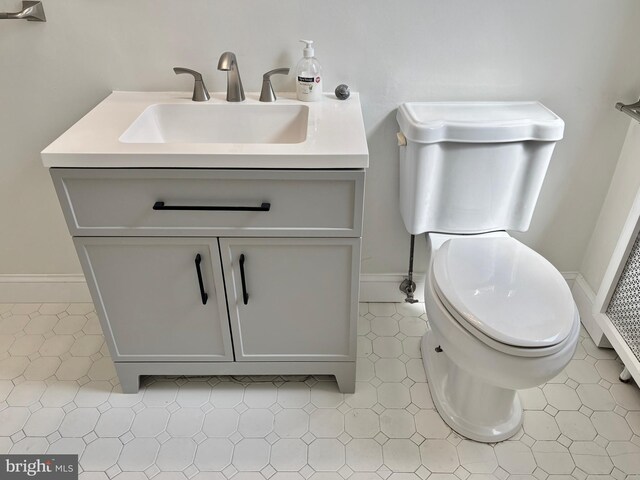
<box><xmin>75</xmin><ymin>237</ymin><xmax>234</xmax><ymax>362</ymax></box>
<box><xmin>51</xmin><ymin>168</ymin><xmax>364</xmax><ymax>393</ymax></box>
<box><xmin>220</xmin><ymin>238</ymin><xmax>359</xmax><ymax>362</ymax></box>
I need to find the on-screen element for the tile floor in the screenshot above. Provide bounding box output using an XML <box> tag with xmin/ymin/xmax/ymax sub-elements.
<box><xmin>0</xmin><ymin>302</ymin><xmax>640</xmax><ymax>480</ymax></box>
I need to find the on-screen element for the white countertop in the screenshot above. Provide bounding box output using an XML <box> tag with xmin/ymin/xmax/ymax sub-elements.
<box><xmin>42</xmin><ymin>91</ymin><xmax>369</xmax><ymax>169</ymax></box>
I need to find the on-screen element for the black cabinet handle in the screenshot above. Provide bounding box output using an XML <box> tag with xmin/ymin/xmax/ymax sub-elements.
<box><xmin>154</xmin><ymin>201</ymin><xmax>271</xmax><ymax>212</ymax></box>
<box><xmin>239</xmin><ymin>254</ymin><xmax>249</xmax><ymax>305</ymax></box>
<box><xmin>194</xmin><ymin>254</ymin><xmax>208</xmax><ymax>305</ymax></box>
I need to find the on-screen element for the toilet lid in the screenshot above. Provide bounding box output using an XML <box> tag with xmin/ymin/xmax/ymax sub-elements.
<box><xmin>432</xmin><ymin>237</ymin><xmax>575</xmax><ymax>348</ymax></box>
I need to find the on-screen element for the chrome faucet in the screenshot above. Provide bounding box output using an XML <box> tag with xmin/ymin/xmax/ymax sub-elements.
<box><xmin>217</xmin><ymin>52</ymin><xmax>245</xmax><ymax>102</ymax></box>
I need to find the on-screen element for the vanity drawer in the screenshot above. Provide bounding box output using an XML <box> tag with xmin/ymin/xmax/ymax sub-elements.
<box><xmin>51</xmin><ymin>169</ymin><xmax>365</xmax><ymax>237</ymax></box>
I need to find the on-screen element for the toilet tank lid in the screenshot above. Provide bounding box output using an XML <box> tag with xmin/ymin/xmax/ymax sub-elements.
<box><xmin>397</xmin><ymin>101</ymin><xmax>565</xmax><ymax>144</ymax></box>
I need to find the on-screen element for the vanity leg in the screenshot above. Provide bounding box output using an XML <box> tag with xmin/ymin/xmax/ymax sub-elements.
<box><xmin>334</xmin><ymin>363</ymin><xmax>356</xmax><ymax>394</ymax></box>
<box><xmin>115</xmin><ymin>363</ymin><xmax>140</xmax><ymax>393</ymax></box>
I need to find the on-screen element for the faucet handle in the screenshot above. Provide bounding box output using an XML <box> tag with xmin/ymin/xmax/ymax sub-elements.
<box><xmin>260</xmin><ymin>68</ymin><xmax>290</xmax><ymax>102</ymax></box>
<box><xmin>173</xmin><ymin>67</ymin><xmax>210</xmax><ymax>102</ymax></box>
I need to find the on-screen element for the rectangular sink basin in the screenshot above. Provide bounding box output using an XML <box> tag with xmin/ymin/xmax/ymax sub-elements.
<box><xmin>120</xmin><ymin>103</ymin><xmax>309</xmax><ymax>144</ymax></box>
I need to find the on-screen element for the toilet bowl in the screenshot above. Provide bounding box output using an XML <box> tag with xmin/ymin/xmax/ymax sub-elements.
<box><xmin>396</xmin><ymin>101</ymin><xmax>576</xmax><ymax>442</ymax></box>
<box><xmin>421</xmin><ymin>232</ymin><xmax>579</xmax><ymax>442</ymax></box>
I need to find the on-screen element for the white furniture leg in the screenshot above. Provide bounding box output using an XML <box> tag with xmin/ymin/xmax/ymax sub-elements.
<box><xmin>619</xmin><ymin>367</ymin><xmax>632</xmax><ymax>383</ymax></box>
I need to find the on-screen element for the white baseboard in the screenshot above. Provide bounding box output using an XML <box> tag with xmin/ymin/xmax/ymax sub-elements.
<box><xmin>562</xmin><ymin>271</ymin><xmax>578</xmax><ymax>289</ymax></box>
<box><xmin>0</xmin><ymin>271</ymin><xmax>586</xmax><ymax>306</ymax></box>
<box><xmin>571</xmin><ymin>274</ymin><xmax>612</xmax><ymax>348</ymax></box>
<box><xmin>359</xmin><ymin>274</ymin><xmax>427</xmax><ymax>303</ymax></box>
<box><xmin>0</xmin><ymin>275</ymin><xmax>91</xmax><ymax>303</ymax></box>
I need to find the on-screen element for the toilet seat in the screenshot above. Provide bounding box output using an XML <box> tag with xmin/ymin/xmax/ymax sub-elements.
<box><xmin>432</xmin><ymin>236</ymin><xmax>576</xmax><ymax>354</ymax></box>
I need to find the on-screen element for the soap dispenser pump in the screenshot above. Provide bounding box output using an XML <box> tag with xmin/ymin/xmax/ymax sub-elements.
<box><xmin>295</xmin><ymin>39</ymin><xmax>323</xmax><ymax>102</ymax></box>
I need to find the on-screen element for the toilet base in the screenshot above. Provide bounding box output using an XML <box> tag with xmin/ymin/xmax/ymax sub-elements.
<box><xmin>421</xmin><ymin>326</ymin><xmax>523</xmax><ymax>443</ymax></box>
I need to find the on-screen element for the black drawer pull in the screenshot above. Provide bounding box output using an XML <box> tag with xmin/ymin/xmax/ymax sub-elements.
<box><xmin>154</xmin><ymin>201</ymin><xmax>271</xmax><ymax>212</ymax></box>
<box><xmin>239</xmin><ymin>254</ymin><xmax>249</xmax><ymax>305</ymax></box>
<box><xmin>194</xmin><ymin>254</ymin><xmax>208</xmax><ymax>305</ymax></box>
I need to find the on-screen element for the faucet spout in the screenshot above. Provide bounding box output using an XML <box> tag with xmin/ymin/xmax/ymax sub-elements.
<box><xmin>217</xmin><ymin>52</ymin><xmax>245</xmax><ymax>102</ymax></box>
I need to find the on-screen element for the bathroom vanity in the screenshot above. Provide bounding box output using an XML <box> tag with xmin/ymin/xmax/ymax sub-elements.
<box><xmin>42</xmin><ymin>92</ymin><xmax>368</xmax><ymax>393</ymax></box>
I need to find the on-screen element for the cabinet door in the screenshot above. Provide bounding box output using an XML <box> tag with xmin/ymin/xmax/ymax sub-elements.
<box><xmin>220</xmin><ymin>238</ymin><xmax>359</xmax><ymax>362</ymax></box>
<box><xmin>75</xmin><ymin>237</ymin><xmax>233</xmax><ymax>362</ymax></box>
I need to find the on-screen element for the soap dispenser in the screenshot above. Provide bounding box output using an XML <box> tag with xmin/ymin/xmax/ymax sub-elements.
<box><xmin>295</xmin><ymin>39</ymin><xmax>323</xmax><ymax>102</ymax></box>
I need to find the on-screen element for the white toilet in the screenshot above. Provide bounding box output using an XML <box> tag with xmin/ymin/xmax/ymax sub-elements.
<box><xmin>396</xmin><ymin>102</ymin><xmax>580</xmax><ymax>443</ymax></box>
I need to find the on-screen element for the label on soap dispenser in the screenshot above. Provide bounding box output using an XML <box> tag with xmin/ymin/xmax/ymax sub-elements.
<box><xmin>297</xmin><ymin>75</ymin><xmax>322</xmax><ymax>101</ymax></box>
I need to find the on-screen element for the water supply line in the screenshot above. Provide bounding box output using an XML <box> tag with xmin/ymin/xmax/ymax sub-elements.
<box><xmin>400</xmin><ymin>234</ymin><xmax>419</xmax><ymax>303</ymax></box>
<box><xmin>397</xmin><ymin>130</ymin><xmax>418</xmax><ymax>303</ymax></box>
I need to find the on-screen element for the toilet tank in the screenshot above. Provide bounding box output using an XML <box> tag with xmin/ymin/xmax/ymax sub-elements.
<box><xmin>396</xmin><ymin>102</ymin><xmax>564</xmax><ymax>235</ymax></box>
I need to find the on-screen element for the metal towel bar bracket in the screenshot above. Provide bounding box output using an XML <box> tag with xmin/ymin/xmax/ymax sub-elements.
<box><xmin>616</xmin><ymin>98</ymin><xmax>640</xmax><ymax>123</ymax></box>
<box><xmin>0</xmin><ymin>1</ymin><xmax>46</xmax><ymax>21</ymax></box>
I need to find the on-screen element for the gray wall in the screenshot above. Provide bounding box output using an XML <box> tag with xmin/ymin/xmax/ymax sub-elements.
<box><xmin>2</xmin><ymin>0</ymin><xmax>640</xmax><ymax>278</ymax></box>
<box><xmin>581</xmin><ymin>122</ymin><xmax>640</xmax><ymax>294</ymax></box>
